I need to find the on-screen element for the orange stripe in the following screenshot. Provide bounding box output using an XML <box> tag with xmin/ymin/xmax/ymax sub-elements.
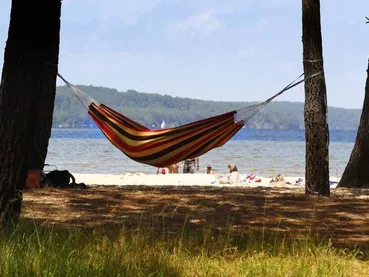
<box><xmin>90</xmin><ymin>106</ymin><xmax>235</xmax><ymax>154</ymax></box>
<box><xmin>88</xmin><ymin>104</ymin><xmax>244</xmax><ymax>167</ymax></box>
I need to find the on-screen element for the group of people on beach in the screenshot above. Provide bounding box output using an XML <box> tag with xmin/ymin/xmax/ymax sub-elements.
<box><xmin>156</xmin><ymin>159</ymin><xmax>304</xmax><ymax>187</ymax></box>
<box><xmin>156</xmin><ymin>159</ymin><xmax>306</xmax><ymax>187</ymax></box>
<box><xmin>156</xmin><ymin>157</ymin><xmax>200</xmax><ymax>174</ymax></box>
<box><xmin>157</xmin><ymin>158</ymin><xmax>242</xmax><ymax>185</ymax></box>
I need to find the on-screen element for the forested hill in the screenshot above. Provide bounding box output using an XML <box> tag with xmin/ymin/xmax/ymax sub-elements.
<box><xmin>54</xmin><ymin>85</ymin><xmax>361</xmax><ymax>130</ymax></box>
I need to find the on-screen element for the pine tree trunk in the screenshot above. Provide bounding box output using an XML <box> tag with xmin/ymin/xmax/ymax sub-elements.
<box><xmin>26</xmin><ymin>0</ymin><xmax>61</xmax><ymax>170</ymax></box>
<box><xmin>0</xmin><ymin>0</ymin><xmax>61</xmax><ymax>228</ymax></box>
<box><xmin>338</xmin><ymin>60</ymin><xmax>369</xmax><ymax>188</ymax></box>
<box><xmin>302</xmin><ymin>0</ymin><xmax>330</xmax><ymax>196</ymax></box>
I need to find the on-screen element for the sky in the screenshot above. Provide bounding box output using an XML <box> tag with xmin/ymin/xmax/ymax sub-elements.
<box><xmin>0</xmin><ymin>0</ymin><xmax>368</xmax><ymax>109</ymax></box>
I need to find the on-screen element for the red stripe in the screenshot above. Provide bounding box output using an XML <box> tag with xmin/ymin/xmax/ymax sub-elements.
<box><xmin>88</xmin><ymin>103</ymin><xmax>243</xmax><ymax>167</ymax></box>
<box><xmin>157</xmin><ymin>120</ymin><xmax>239</xmax><ymax>166</ymax></box>
<box><xmin>90</xmin><ymin>107</ymin><xmax>235</xmax><ymax>153</ymax></box>
<box><xmin>100</xmin><ymin>104</ymin><xmax>149</xmax><ymax>131</ymax></box>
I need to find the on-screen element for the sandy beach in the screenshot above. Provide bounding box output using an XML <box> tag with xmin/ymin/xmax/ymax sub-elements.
<box><xmin>73</xmin><ymin>173</ymin><xmax>340</xmax><ymax>188</ymax></box>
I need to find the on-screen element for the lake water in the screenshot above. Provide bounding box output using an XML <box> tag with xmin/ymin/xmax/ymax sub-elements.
<box><xmin>45</xmin><ymin>128</ymin><xmax>356</xmax><ymax>177</ymax></box>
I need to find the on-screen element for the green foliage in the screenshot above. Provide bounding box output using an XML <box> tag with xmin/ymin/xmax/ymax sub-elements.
<box><xmin>53</xmin><ymin>85</ymin><xmax>361</xmax><ymax>130</ymax></box>
<box><xmin>1</xmin><ymin>223</ymin><xmax>368</xmax><ymax>277</ymax></box>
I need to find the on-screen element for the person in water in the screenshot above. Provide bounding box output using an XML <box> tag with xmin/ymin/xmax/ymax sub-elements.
<box><xmin>205</xmin><ymin>165</ymin><xmax>215</xmax><ymax>174</ymax></box>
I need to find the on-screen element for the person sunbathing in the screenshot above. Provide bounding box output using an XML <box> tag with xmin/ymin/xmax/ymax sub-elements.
<box><xmin>219</xmin><ymin>164</ymin><xmax>240</xmax><ymax>185</ymax></box>
<box><xmin>270</xmin><ymin>174</ymin><xmax>286</xmax><ymax>187</ymax></box>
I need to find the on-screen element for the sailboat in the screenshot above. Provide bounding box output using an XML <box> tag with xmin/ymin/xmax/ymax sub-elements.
<box><xmin>160</xmin><ymin>120</ymin><xmax>166</xmax><ymax>129</ymax></box>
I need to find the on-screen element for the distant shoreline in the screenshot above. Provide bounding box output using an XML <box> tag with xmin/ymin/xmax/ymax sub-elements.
<box><xmin>54</xmin><ymin>85</ymin><xmax>360</xmax><ymax>131</ymax></box>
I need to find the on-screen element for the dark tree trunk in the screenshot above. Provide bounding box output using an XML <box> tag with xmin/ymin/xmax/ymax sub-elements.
<box><xmin>302</xmin><ymin>0</ymin><xmax>330</xmax><ymax>196</ymax></box>
<box><xmin>0</xmin><ymin>0</ymin><xmax>61</xmax><ymax>228</ymax></box>
<box><xmin>338</xmin><ymin>60</ymin><xmax>369</xmax><ymax>188</ymax></box>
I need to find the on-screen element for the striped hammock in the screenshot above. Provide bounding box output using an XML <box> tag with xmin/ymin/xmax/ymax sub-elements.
<box><xmin>58</xmin><ymin>74</ymin><xmax>305</xmax><ymax>167</ymax></box>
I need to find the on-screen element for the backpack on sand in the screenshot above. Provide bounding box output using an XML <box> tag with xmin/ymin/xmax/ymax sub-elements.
<box><xmin>45</xmin><ymin>170</ymin><xmax>87</xmax><ymax>189</ymax></box>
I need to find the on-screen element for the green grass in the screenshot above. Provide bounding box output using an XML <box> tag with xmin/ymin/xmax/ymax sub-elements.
<box><xmin>0</xmin><ymin>222</ymin><xmax>368</xmax><ymax>277</ymax></box>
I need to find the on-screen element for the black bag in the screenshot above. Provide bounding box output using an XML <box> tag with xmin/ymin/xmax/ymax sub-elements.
<box><xmin>45</xmin><ymin>170</ymin><xmax>87</xmax><ymax>189</ymax></box>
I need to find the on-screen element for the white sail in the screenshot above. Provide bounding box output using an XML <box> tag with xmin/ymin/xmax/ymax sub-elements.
<box><xmin>161</xmin><ymin>120</ymin><xmax>166</xmax><ymax>129</ymax></box>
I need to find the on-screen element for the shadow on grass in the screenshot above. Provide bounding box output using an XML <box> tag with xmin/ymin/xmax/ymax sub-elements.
<box><xmin>21</xmin><ymin>185</ymin><xmax>369</xmax><ymax>249</ymax></box>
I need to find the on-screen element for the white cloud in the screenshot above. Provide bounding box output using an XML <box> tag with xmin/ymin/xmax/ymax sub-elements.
<box><xmin>180</xmin><ymin>0</ymin><xmax>296</xmax><ymax>16</ymax></box>
<box><xmin>182</xmin><ymin>0</ymin><xmax>252</xmax><ymax>15</ymax></box>
<box><xmin>99</xmin><ymin>0</ymin><xmax>163</xmax><ymax>25</ymax></box>
<box><xmin>62</xmin><ymin>0</ymin><xmax>162</xmax><ymax>26</ymax></box>
<box><xmin>60</xmin><ymin>0</ymin><xmax>164</xmax><ymax>53</ymax></box>
<box><xmin>175</xmin><ymin>10</ymin><xmax>222</xmax><ymax>35</ymax></box>
<box><xmin>238</xmin><ymin>47</ymin><xmax>256</xmax><ymax>61</ymax></box>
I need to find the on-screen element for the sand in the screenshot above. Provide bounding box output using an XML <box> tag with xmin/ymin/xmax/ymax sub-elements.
<box><xmin>74</xmin><ymin>173</ymin><xmax>340</xmax><ymax>188</ymax></box>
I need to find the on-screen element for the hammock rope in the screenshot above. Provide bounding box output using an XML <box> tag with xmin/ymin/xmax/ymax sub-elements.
<box><xmin>57</xmin><ymin>73</ymin><xmax>318</xmax><ymax>167</ymax></box>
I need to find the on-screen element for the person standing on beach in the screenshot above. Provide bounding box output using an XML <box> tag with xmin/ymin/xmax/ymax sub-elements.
<box><xmin>182</xmin><ymin>157</ymin><xmax>200</xmax><ymax>174</ymax></box>
<box><xmin>168</xmin><ymin>163</ymin><xmax>180</xmax><ymax>173</ymax></box>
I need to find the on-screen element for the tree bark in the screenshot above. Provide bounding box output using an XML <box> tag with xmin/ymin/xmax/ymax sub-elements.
<box><xmin>338</xmin><ymin>60</ymin><xmax>369</xmax><ymax>188</ymax></box>
<box><xmin>0</xmin><ymin>0</ymin><xmax>61</xmax><ymax>228</ymax></box>
<box><xmin>302</xmin><ymin>0</ymin><xmax>330</xmax><ymax>196</ymax></box>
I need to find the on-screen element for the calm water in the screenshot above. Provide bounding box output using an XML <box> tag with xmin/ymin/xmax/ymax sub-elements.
<box><xmin>45</xmin><ymin>129</ymin><xmax>356</xmax><ymax>177</ymax></box>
